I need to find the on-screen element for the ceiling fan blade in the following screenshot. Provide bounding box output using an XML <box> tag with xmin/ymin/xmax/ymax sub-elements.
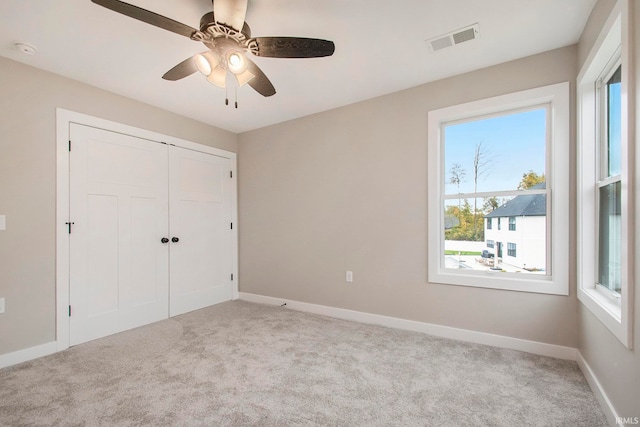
<box><xmin>245</xmin><ymin>58</ymin><xmax>276</xmax><ymax>97</ymax></box>
<box><xmin>162</xmin><ymin>56</ymin><xmax>198</xmax><ymax>81</ymax></box>
<box><xmin>213</xmin><ymin>0</ymin><xmax>248</xmax><ymax>32</ymax></box>
<box><xmin>242</xmin><ymin>22</ymin><xmax>251</xmax><ymax>38</ymax></box>
<box><xmin>253</xmin><ymin>37</ymin><xmax>335</xmax><ymax>58</ymax></box>
<box><xmin>91</xmin><ymin>0</ymin><xmax>197</xmax><ymax>38</ymax></box>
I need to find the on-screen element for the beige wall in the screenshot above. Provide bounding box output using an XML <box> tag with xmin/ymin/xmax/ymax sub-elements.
<box><xmin>576</xmin><ymin>0</ymin><xmax>640</xmax><ymax>421</ymax></box>
<box><xmin>578</xmin><ymin>0</ymin><xmax>618</xmax><ymax>67</ymax></box>
<box><xmin>238</xmin><ymin>45</ymin><xmax>579</xmax><ymax>347</ymax></box>
<box><xmin>0</xmin><ymin>57</ymin><xmax>237</xmax><ymax>355</ymax></box>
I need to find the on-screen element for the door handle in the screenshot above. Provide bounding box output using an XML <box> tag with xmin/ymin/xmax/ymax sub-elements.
<box><xmin>171</xmin><ymin>237</ymin><xmax>179</xmax><ymax>243</ymax></box>
<box><xmin>161</xmin><ymin>237</ymin><xmax>169</xmax><ymax>244</ymax></box>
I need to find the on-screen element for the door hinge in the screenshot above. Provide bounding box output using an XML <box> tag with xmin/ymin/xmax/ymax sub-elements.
<box><xmin>65</xmin><ymin>222</ymin><xmax>75</xmax><ymax>234</ymax></box>
<box><xmin>68</xmin><ymin>140</ymin><xmax>71</xmax><ymax>152</ymax></box>
<box><xmin>230</xmin><ymin>222</ymin><xmax>233</xmax><ymax>230</ymax></box>
<box><xmin>230</xmin><ymin>171</ymin><xmax>233</xmax><ymax>178</ymax></box>
<box><xmin>68</xmin><ymin>305</ymin><xmax>71</xmax><ymax>317</ymax></box>
<box><xmin>231</xmin><ymin>273</ymin><xmax>234</xmax><ymax>281</ymax></box>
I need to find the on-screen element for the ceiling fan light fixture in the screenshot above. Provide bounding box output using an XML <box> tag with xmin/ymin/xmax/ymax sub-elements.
<box><xmin>194</xmin><ymin>54</ymin><xmax>212</xmax><ymax>76</ymax></box>
<box><xmin>234</xmin><ymin>69</ymin><xmax>255</xmax><ymax>87</ymax></box>
<box><xmin>206</xmin><ymin>66</ymin><xmax>227</xmax><ymax>88</ymax></box>
<box><xmin>194</xmin><ymin>52</ymin><xmax>222</xmax><ymax>76</ymax></box>
<box><xmin>227</xmin><ymin>52</ymin><xmax>248</xmax><ymax>74</ymax></box>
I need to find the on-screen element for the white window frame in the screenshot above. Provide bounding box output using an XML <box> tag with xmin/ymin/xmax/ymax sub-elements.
<box><xmin>427</xmin><ymin>82</ymin><xmax>570</xmax><ymax>295</ymax></box>
<box><xmin>577</xmin><ymin>1</ymin><xmax>634</xmax><ymax>348</ymax></box>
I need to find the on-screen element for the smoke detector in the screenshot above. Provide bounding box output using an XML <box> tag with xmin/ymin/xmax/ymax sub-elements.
<box><xmin>426</xmin><ymin>23</ymin><xmax>480</xmax><ymax>53</ymax></box>
<box><xmin>15</xmin><ymin>42</ymin><xmax>37</xmax><ymax>55</ymax></box>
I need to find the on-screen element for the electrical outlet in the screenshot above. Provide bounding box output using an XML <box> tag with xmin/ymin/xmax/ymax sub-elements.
<box><xmin>0</xmin><ymin>298</ymin><xmax>5</xmax><ymax>314</ymax></box>
<box><xmin>346</xmin><ymin>271</ymin><xmax>353</xmax><ymax>283</ymax></box>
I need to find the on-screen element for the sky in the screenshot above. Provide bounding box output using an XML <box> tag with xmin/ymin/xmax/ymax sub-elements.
<box><xmin>607</xmin><ymin>71</ymin><xmax>621</xmax><ymax>177</ymax></box>
<box><xmin>444</xmin><ymin>108</ymin><xmax>546</xmax><ymax>195</ymax></box>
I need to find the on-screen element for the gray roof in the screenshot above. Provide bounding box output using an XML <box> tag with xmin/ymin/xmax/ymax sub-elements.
<box><xmin>485</xmin><ymin>183</ymin><xmax>546</xmax><ymax>218</ymax></box>
<box><xmin>444</xmin><ymin>214</ymin><xmax>460</xmax><ymax>229</ymax></box>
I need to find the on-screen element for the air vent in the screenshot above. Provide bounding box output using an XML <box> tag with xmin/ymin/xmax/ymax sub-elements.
<box><xmin>426</xmin><ymin>23</ymin><xmax>480</xmax><ymax>52</ymax></box>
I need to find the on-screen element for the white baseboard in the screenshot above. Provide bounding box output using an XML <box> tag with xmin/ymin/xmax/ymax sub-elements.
<box><xmin>238</xmin><ymin>292</ymin><xmax>577</xmax><ymax>360</ymax></box>
<box><xmin>0</xmin><ymin>341</ymin><xmax>58</xmax><ymax>369</ymax></box>
<box><xmin>576</xmin><ymin>351</ymin><xmax>619</xmax><ymax>427</ymax></box>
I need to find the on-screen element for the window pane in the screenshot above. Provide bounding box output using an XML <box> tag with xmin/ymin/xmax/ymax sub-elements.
<box><xmin>444</xmin><ymin>196</ymin><xmax>546</xmax><ymax>274</ymax></box>
<box><xmin>598</xmin><ymin>181</ymin><xmax>621</xmax><ymax>293</ymax></box>
<box><xmin>607</xmin><ymin>65</ymin><xmax>622</xmax><ymax>177</ymax></box>
<box><xmin>444</xmin><ymin>108</ymin><xmax>546</xmax><ymax>194</ymax></box>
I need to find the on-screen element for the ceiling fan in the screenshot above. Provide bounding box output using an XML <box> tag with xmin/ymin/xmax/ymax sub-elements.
<box><xmin>90</xmin><ymin>0</ymin><xmax>335</xmax><ymax>102</ymax></box>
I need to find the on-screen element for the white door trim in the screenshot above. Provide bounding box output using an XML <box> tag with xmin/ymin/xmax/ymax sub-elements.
<box><xmin>56</xmin><ymin>108</ymin><xmax>238</xmax><ymax>351</ymax></box>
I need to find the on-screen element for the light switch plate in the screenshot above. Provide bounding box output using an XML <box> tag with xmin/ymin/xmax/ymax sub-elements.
<box><xmin>0</xmin><ymin>215</ymin><xmax>5</xmax><ymax>230</ymax></box>
<box><xmin>0</xmin><ymin>298</ymin><xmax>5</xmax><ymax>314</ymax></box>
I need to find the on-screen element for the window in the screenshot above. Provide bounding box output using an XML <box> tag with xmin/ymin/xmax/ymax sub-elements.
<box><xmin>427</xmin><ymin>82</ymin><xmax>569</xmax><ymax>295</ymax></box>
<box><xmin>487</xmin><ymin>240</ymin><xmax>494</xmax><ymax>249</ymax></box>
<box><xmin>598</xmin><ymin>64</ymin><xmax>622</xmax><ymax>295</ymax></box>
<box><xmin>507</xmin><ymin>243</ymin><xmax>517</xmax><ymax>257</ymax></box>
<box><xmin>508</xmin><ymin>216</ymin><xmax>516</xmax><ymax>231</ymax></box>
<box><xmin>577</xmin><ymin>2</ymin><xmax>633</xmax><ymax>348</ymax></box>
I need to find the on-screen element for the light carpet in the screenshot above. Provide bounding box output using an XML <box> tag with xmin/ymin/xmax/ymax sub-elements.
<box><xmin>0</xmin><ymin>300</ymin><xmax>607</xmax><ymax>426</ymax></box>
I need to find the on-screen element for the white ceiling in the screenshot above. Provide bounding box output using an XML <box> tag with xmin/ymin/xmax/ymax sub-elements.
<box><xmin>0</xmin><ymin>0</ymin><xmax>597</xmax><ymax>133</ymax></box>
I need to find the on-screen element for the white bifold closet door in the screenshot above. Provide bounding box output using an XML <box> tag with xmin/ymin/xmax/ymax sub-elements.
<box><xmin>168</xmin><ymin>145</ymin><xmax>233</xmax><ymax>317</ymax></box>
<box><xmin>69</xmin><ymin>124</ymin><xmax>232</xmax><ymax>346</ymax></box>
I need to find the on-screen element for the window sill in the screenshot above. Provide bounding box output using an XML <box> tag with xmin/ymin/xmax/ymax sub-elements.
<box><xmin>577</xmin><ymin>286</ymin><xmax>629</xmax><ymax>347</ymax></box>
<box><xmin>429</xmin><ymin>268</ymin><xmax>568</xmax><ymax>295</ymax></box>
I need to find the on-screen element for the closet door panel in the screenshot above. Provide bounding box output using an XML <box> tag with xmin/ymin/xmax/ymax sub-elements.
<box><xmin>131</xmin><ymin>196</ymin><xmax>162</xmax><ymax>306</ymax></box>
<box><xmin>169</xmin><ymin>146</ymin><xmax>232</xmax><ymax>316</ymax></box>
<box><xmin>69</xmin><ymin>124</ymin><xmax>169</xmax><ymax>346</ymax></box>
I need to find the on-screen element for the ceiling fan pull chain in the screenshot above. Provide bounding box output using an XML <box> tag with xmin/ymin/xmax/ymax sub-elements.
<box><xmin>235</xmin><ymin>86</ymin><xmax>238</xmax><ymax>109</ymax></box>
<box><xmin>225</xmin><ymin>84</ymin><xmax>229</xmax><ymax>106</ymax></box>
